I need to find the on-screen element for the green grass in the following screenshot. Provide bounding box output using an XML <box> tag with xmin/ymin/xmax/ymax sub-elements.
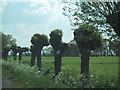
<box><xmin>2</xmin><ymin>56</ymin><xmax>119</xmax><ymax>88</ymax></box>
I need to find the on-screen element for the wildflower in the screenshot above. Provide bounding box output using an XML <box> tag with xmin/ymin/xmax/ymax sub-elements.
<box><xmin>96</xmin><ymin>81</ymin><xmax>98</xmax><ymax>83</ymax></box>
<box><xmin>26</xmin><ymin>82</ymin><xmax>29</xmax><ymax>84</ymax></box>
<box><xmin>91</xmin><ymin>75</ymin><xmax>94</xmax><ymax>78</ymax></box>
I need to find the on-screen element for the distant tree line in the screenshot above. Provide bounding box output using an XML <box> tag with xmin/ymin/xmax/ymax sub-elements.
<box><xmin>1</xmin><ymin>32</ymin><xmax>29</xmax><ymax>61</ymax></box>
<box><xmin>42</xmin><ymin>39</ymin><xmax>120</xmax><ymax>57</ymax></box>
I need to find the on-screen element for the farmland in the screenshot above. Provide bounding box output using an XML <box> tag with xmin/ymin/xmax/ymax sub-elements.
<box><xmin>2</xmin><ymin>56</ymin><xmax>119</xmax><ymax>88</ymax></box>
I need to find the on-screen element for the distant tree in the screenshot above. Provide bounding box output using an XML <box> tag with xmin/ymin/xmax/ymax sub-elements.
<box><xmin>0</xmin><ymin>32</ymin><xmax>16</xmax><ymax>60</ymax></box>
<box><xmin>102</xmin><ymin>38</ymin><xmax>111</xmax><ymax>56</ymax></box>
<box><xmin>22</xmin><ymin>47</ymin><xmax>30</xmax><ymax>56</ymax></box>
<box><xmin>63</xmin><ymin>40</ymin><xmax>79</xmax><ymax>57</ymax></box>
<box><xmin>90</xmin><ymin>37</ymin><xmax>120</xmax><ymax>56</ymax></box>
<box><xmin>110</xmin><ymin>39</ymin><xmax>120</xmax><ymax>56</ymax></box>
<box><xmin>2</xmin><ymin>46</ymin><xmax>10</xmax><ymax>61</ymax></box>
<box><xmin>63</xmin><ymin>1</ymin><xmax>120</xmax><ymax>37</ymax></box>
<box><xmin>74</xmin><ymin>24</ymin><xmax>102</xmax><ymax>86</ymax></box>
<box><xmin>30</xmin><ymin>33</ymin><xmax>49</xmax><ymax>70</ymax></box>
<box><xmin>11</xmin><ymin>44</ymin><xmax>18</xmax><ymax>60</ymax></box>
<box><xmin>42</xmin><ymin>47</ymin><xmax>53</xmax><ymax>56</ymax></box>
<box><xmin>1</xmin><ymin>32</ymin><xmax>16</xmax><ymax>48</ymax></box>
<box><xmin>49</xmin><ymin>29</ymin><xmax>68</xmax><ymax>75</ymax></box>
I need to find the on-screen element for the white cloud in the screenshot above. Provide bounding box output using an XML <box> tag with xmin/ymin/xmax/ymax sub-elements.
<box><xmin>23</xmin><ymin>0</ymin><xmax>72</xmax><ymax>43</ymax></box>
<box><xmin>30</xmin><ymin>0</ymin><xmax>50</xmax><ymax>7</ymax></box>
<box><xmin>14</xmin><ymin>23</ymin><xmax>52</xmax><ymax>46</ymax></box>
<box><xmin>30</xmin><ymin>3</ymin><xmax>38</xmax><ymax>8</ymax></box>
<box><xmin>0</xmin><ymin>0</ymin><xmax>8</xmax><ymax>13</ymax></box>
<box><xmin>3</xmin><ymin>1</ymin><xmax>72</xmax><ymax>46</ymax></box>
<box><xmin>3</xmin><ymin>23</ymin><xmax>43</xmax><ymax>47</ymax></box>
<box><xmin>23</xmin><ymin>6</ymin><xmax>51</xmax><ymax>15</ymax></box>
<box><xmin>15</xmin><ymin>24</ymin><xmax>39</xmax><ymax>46</ymax></box>
<box><xmin>16</xmin><ymin>23</ymin><xmax>40</xmax><ymax>34</ymax></box>
<box><xmin>23</xmin><ymin>0</ymin><xmax>51</xmax><ymax>15</ymax></box>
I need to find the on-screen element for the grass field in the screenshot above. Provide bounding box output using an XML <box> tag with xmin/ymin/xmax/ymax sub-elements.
<box><xmin>2</xmin><ymin>56</ymin><xmax>119</xmax><ymax>88</ymax></box>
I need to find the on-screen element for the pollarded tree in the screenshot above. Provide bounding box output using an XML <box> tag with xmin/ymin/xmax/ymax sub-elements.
<box><xmin>11</xmin><ymin>44</ymin><xmax>18</xmax><ymax>60</ymax></box>
<box><xmin>30</xmin><ymin>33</ymin><xmax>49</xmax><ymax>70</ymax></box>
<box><xmin>2</xmin><ymin>46</ymin><xmax>10</xmax><ymax>61</ymax></box>
<box><xmin>74</xmin><ymin>24</ymin><xmax>102</xmax><ymax>86</ymax></box>
<box><xmin>49</xmin><ymin>29</ymin><xmax>68</xmax><ymax>75</ymax></box>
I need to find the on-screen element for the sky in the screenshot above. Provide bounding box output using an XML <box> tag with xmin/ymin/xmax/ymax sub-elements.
<box><xmin>1</xmin><ymin>0</ymin><xmax>74</xmax><ymax>47</ymax></box>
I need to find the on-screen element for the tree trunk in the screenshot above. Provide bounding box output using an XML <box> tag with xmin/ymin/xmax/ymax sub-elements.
<box><xmin>80</xmin><ymin>48</ymin><xmax>90</xmax><ymax>87</ymax></box>
<box><xmin>81</xmin><ymin>53</ymin><xmax>89</xmax><ymax>75</ymax></box>
<box><xmin>54</xmin><ymin>50</ymin><xmax>62</xmax><ymax>75</ymax></box>
<box><xmin>3</xmin><ymin>52</ymin><xmax>8</xmax><ymax>61</ymax></box>
<box><xmin>54</xmin><ymin>55</ymin><xmax>62</xmax><ymax>75</ymax></box>
<box><xmin>13</xmin><ymin>52</ymin><xmax>17</xmax><ymax>60</ymax></box>
<box><xmin>106</xmin><ymin>11</ymin><xmax>120</xmax><ymax>36</ymax></box>
<box><xmin>18</xmin><ymin>52</ymin><xmax>22</xmax><ymax>60</ymax></box>
<box><xmin>30</xmin><ymin>53</ymin><xmax>36</xmax><ymax>67</ymax></box>
<box><xmin>37</xmin><ymin>50</ymin><xmax>42</xmax><ymax>70</ymax></box>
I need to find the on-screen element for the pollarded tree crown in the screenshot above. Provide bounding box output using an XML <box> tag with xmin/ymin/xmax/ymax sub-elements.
<box><xmin>17</xmin><ymin>46</ymin><xmax>21</xmax><ymax>49</ymax></box>
<box><xmin>49</xmin><ymin>29</ymin><xmax>63</xmax><ymax>38</ymax></box>
<box><xmin>74</xmin><ymin>24</ymin><xmax>102</xmax><ymax>50</ymax></box>
<box><xmin>49</xmin><ymin>29</ymin><xmax>63</xmax><ymax>46</ymax></box>
<box><xmin>3</xmin><ymin>46</ymin><xmax>10</xmax><ymax>52</ymax></box>
<box><xmin>31</xmin><ymin>33</ymin><xmax>49</xmax><ymax>47</ymax></box>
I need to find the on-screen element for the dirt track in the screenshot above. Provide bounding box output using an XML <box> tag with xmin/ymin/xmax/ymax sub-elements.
<box><xmin>0</xmin><ymin>73</ymin><xmax>17</xmax><ymax>88</ymax></box>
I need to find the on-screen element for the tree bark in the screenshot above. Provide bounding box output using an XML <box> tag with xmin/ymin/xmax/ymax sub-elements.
<box><xmin>13</xmin><ymin>52</ymin><xmax>17</xmax><ymax>60</ymax></box>
<box><xmin>30</xmin><ymin>46</ymin><xmax>43</xmax><ymax>70</ymax></box>
<box><xmin>106</xmin><ymin>11</ymin><xmax>120</xmax><ymax>36</ymax></box>
<box><xmin>80</xmin><ymin>48</ymin><xmax>90</xmax><ymax>87</ymax></box>
<box><xmin>81</xmin><ymin>53</ymin><xmax>89</xmax><ymax>75</ymax></box>
<box><xmin>30</xmin><ymin>53</ymin><xmax>36</xmax><ymax>67</ymax></box>
<box><xmin>54</xmin><ymin>55</ymin><xmax>62</xmax><ymax>75</ymax></box>
<box><xmin>3</xmin><ymin>52</ymin><xmax>8</xmax><ymax>61</ymax></box>
<box><xmin>18</xmin><ymin>52</ymin><xmax>22</xmax><ymax>60</ymax></box>
<box><xmin>37</xmin><ymin>50</ymin><xmax>42</xmax><ymax>70</ymax></box>
<box><xmin>54</xmin><ymin>50</ymin><xmax>62</xmax><ymax>75</ymax></box>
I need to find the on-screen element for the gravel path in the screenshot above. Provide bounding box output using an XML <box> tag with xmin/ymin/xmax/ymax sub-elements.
<box><xmin>0</xmin><ymin>73</ymin><xmax>17</xmax><ymax>88</ymax></box>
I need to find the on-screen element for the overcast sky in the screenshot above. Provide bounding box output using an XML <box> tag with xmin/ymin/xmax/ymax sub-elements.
<box><xmin>1</xmin><ymin>0</ymin><xmax>74</xmax><ymax>47</ymax></box>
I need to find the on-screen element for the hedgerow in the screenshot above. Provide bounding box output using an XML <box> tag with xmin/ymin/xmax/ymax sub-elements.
<box><xmin>2</xmin><ymin>58</ymin><xmax>119</xmax><ymax>88</ymax></box>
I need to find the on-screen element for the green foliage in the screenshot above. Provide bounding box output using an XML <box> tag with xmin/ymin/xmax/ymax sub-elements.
<box><xmin>3</xmin><ymin>46</ymin><xmax>10</xmax><ymax>52</ymax></box>
<box><xmin>110</xmin><ymin>39</ymin><xmax>120</xmax><ymax>56</ymax></box>
<box><xmin>1</xmin><ymin>32</ymin><xmax>16</xmax><ymax>48</ymax></box>
<box><xmin>63</xmin><ymin>1</ymin><xmax>120</xmax><ymax>37</ymax></box>
<box><xmin>49</xmin><ymin>29</ymin><xmax>63</xmax><ymax>46</ymax></box>
<box><xmin>31</xmin><ymin>33</ymin><xmax>49</xmax><ymax>47</ymax></box>
<box><xmin>50</xmin><ymin>29</ymin><xmax>63</xmax><ymax>38</ymax></box>
<box><xmin>2</xmin><ymin>56</ymin><xmax>119</xmax><ymax>88</ymax></box>
<box><xmin>2</xmin><ymin>60</ymin><xmax>66</xmax><ymax>88</ymax></box>
<box><xmin>17</xmin><ymin>46</ymin><xmax>21</xmax><ymax>49</ymax></box>
<box><xmin>74</xmin><ymin>24</ymin><xmax>102</xmax><ymax>50</ymax></box>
